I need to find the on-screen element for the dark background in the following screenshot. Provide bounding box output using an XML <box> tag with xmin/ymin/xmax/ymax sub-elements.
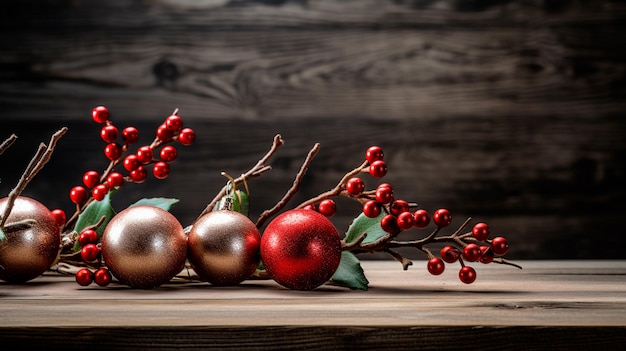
<box><xmin>1</xmin><ymin>0</ymin><xmax>625</xmax><ymax>259</ymax></box>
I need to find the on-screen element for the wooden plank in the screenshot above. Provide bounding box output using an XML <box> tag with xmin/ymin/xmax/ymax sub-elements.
<box><xmin>1</xmin><ymin>261</ymin><xmax>625</xmax><ymax>349</ymax></box>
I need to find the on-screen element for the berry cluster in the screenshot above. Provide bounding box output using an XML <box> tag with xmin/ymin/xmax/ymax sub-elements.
<box><xmin>298</xmin><ymin>145</ymin><xmax>517</xmax><ymax>284</ymax></box>
<box><xmin>73</xmin><ymin>225</ymin><xmax>113</xmax><ymax>286</ymax></box>
<box><xmin>64</xmin><ymin>106</ymin><xmax>195</xmax><ymax>230</ymax></box>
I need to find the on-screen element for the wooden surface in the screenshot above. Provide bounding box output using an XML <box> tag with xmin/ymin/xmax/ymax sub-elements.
<box><xmin>1</xmin><ymin>260</ymin><xmax>626</xmax><ymax>349</ymax></box>
<box><xmin>1</xmin><ymin>0</ymin><xmax>626</xmax><ymax>260</ymax></box>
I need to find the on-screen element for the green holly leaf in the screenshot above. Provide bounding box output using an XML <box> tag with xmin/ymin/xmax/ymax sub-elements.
<box><xmin>331</xmin><ymin>251</ymin><xmax>369</xmax><ymax>290</ymax></box>
<box><xmin>344</xmin><ymin>212</ymin><xmax>386</xmax><ymax>244</ymax></box>
<box><xmin>72</xmin><ymin>191</ymin><xmax>117</xmax><ymax>252</ymax></box>
<box><xmin>129</xmin><ymin>197</ymin><xmax>179</xmax><ymax>212</ymax></box>
<box><xmin>0</xmin><ymin>227</ymin><xmax>6</xmax><ymax>241</ymax></box>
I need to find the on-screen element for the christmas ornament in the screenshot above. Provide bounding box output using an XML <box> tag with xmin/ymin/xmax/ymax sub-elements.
<box><xmin>101</xmin><ymin>205</ymin><xmax>187</xmax><ymax>289</ymax></box>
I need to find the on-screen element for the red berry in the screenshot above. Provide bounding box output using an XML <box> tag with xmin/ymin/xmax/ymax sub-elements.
<box><xmin>377</xmin><ymin>183</ymin><xmax>392</xmax><ymax>190</ymax></box>
<box><xmin>94</xmin><ymin>268</ymin><xmax>112</xmax><ymax>287</ymax></box>
<box><xmin>375</xmin><ymin>186</ymin><xmax>394</xmax><ymax>204</ymax></box>
<box><xmin>91</xmin><ymin>106</ymin><xmax>109</xmax><ymax>124</ymax></box>
<box><xmin>160</xmin><ymin>145</ymin><xmax>178</xmax><ymax>162</ymax></box>
<box><xmin>365</xmin><ymin>146</ymin><xmax>384</xmax><ymax>164</ymax></box>
<box><xmin>70</xmin><ymin>186</ymin><xmax>88</xmax><ymax>204</ymax></box>
<box><xmin>345</xmin><ymin>177</ymin><xmax>365</xmax><ymax>195</ymax></box>
<box><xmin>103</xmin><ymin>143</ymin><xmax>122</xmax><ymax>161</ymax></box>
<box><xmin>463</xmin><ymin>243</ymin><xmax>482</xmax><ymax>262</ymax></box>
<box><xmin>380</xmin><ymin>214</ymin><xmax>399</xmax><ymax>234</ymax></box>
<box><xmin>156</xmin><ymin>124</ymin><xmax>174</xmax><ymax>142</ymax></box>
<box><xmin>106</xmin><ymin>172</ymin><xmax>124</xmax><ymax>188</ymax></box>
<box><xmin>75</xmin><ymin>268</ymin><xmax>93</xmax><ymax>286</ymax></box>
<box><xmin>51</xmin><ymin>209</ymin><xmax>66</xmax><ymax>227</ymax></box>
<box><xmin>302</xmin><ymin>204</ymin><xmax>316</xmax><ymax>211</ymax></box>
<box><xmin>479</xmin><ymin>246</ymin><xmax>494</xmax><ymax>264</ymax></box>
<box><xmin>165</xmin><ymin>115</ymin><xmax>183</xmax><ymax>131</ymax></box>
<box><xmin>390</xmin><ymin>199</ymin><xmax>409</xmax><ymax>216</ymax></box>
<box><xmin>396</xmin><ymin>211</ymin><xmax>414</xmax><ymax>230</ymax></box>
<box><xmin>178</xmin><ymin>128</ymin><xmax>196</xmax><ymax>146</ymax></box>
<box><xmin>83</xmin><ymin>170</ymin><xmax>100</xmax><ymax>188</ymax></box>
<box><xmin>123</xmin><ymin>154</ymin><xmax>140</xmax><ymax>171</ymax></box>
<box><xmin>427</xmin><ymin>257</ymin><xmax>445</xmax><ymax>275</ymax></box>
<box><xmin>317</xmin><ymin>199</ymin><xmax>337</xmax><ymax>217</ymax></box>
<box><xmin>433</xmin><ymin>208</ymin><xmax>452</xmax><ymax>228</ymax></box>
<box><xmin>81</xmin><ymin>243</ymin><xmax>100</xmax><ymax>262</ymax></box>
<box><xmin>136</xmin><ymin>145</ymin><xmax>153</xmax><ymax>164</ymax></box>
<box><xmin>369</xmin><ymin>160</ymin><xmax>387</xmax><ymax>178</ymax></box>
<box><xmin>459</xmin><ymin>266</ymin><xmax>477</xmax><ymax>284</ymax></box>
<box><xmin>472</xmin><ymin>222</ymin><xmax>490</xmax><ymax>241</ymax></box>
<box><xmin>129</xmin><ymin>166</ymin><xmax>147</xmax><ymax>183</ymax></box>
<box><xmin>413</xmin><ymin>209</ymin><xmax>430</xmax><ymax>228</ymax></box>
<box><xmin>100</xmin><ymin>125</ymin><xmax>119</xmax><ymax>143</ymax></box>
<box><xmin>152</xmin><ymin>161</ymin><xmax>170</xmax><ymax>180</ymax></box>
<box><xmin>440</xmin><ymin>245</ymin><xmax>460</xmax><ymax>263</ymax></box>
<box><xmin>78</xmin><ymin>229</ymin><xmax>99</xmax><ymax>247</ymax></box>
<box><xmin>490</xmin><ymin>237</ymin><xmax>509</xmax><ymax>256</ymax></box>
<box><xmin>92</xmin><ymin>184</ymin><xmax>109</xmax><ymax>201</ymax></box>
<box><xmin>362</xmin><ymin>200</ymin><xmax>381</xmax><ymax>218</ymax></box>
<box><xmin>122</xmin><ymin>126</ymin><xmax>139</xmax><ymax>145</ymax></box>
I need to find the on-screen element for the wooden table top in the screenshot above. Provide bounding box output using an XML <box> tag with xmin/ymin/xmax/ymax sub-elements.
<box><xmin>2</xmin><ymin>260</ymin><xmax>625</xmax><ymax>350</ymax></box>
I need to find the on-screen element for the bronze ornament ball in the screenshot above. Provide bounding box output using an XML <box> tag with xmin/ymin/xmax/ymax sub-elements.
<box><xmin>101</xmin><ymin>205</ymin><xmax>187</xmax><ymax>289</ymax></box>
<box><xmin>0</xmin><ymin>196</ymin><xmax>61</xmax><ymax>283</ymax></box>
<box><xmin>187</xmin><ymin>210</ymin><xmax>261</xmax><ymax>286</ymax></box>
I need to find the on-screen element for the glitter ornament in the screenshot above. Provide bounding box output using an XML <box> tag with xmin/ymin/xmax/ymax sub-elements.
<box><xmin>101</xmin><ymin>205</ymin><xmax>187</xmax><ymax>289</ymax></box>
<box><xmin>187</xmin><ymin>210</ymin><xmax>261</xmax><ymax>286</ymax></box>
<box><xmin>0</xmin><ymin>196</ymin><xmax>61</xmax><ymax>283</ymax></box>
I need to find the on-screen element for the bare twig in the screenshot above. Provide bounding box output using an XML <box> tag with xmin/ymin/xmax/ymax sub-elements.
<box><xmin>196</xmin><ymin>134</ymin><xmax>285</xmax><ymax>221</ymax></box>
<box><xmin>0</xmin><ymin>134</ymin><xmax>18</xmax><ymax>156</ymax></box>
<box><xmin>0</xmin><ymin>127</ymin><xmax>67</xmax><ymax>229</ymax></box>
<box><xmin>255</xmin><ymin>143</ymin><xmax>320</xmax><ymax>228</ymax></box>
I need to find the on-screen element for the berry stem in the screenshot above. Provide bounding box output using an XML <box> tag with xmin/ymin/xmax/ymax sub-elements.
<box><xmin>296</xmin><ymin>160</ymin><xmax>369</xmax><ymax>209</ymax></box>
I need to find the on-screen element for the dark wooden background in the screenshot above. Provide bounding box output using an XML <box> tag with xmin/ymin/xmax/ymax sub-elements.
<box><xmin>1</xmin><ymin>0</ymin><xmax>625</xmax><ymax>259</ymax></box>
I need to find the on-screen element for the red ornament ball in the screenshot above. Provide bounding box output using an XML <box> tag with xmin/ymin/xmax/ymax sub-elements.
<box><xmin>260</xmin><ymin>209</ymin><xmax>341</xmax><ymax>291</ymax></box>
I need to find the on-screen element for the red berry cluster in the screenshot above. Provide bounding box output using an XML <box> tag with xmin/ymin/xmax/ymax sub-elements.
<box><xmin>68</xmin><ymin>106</ymin><xmax>195</xmax><ymax>206</ymax></box>
<box><xmin>429</xmin><ymin>221</ymin><xmax>509</xmax><ymax>284</ymax></box>
<box><xmin>73</xmin><ymin>227</ymin><xmax>112</xmax><ymax>287</ymax></box>
<box><xmin>299</xmin><ymin>145</ymin><xmax>517</xmax><ymax>285</ymax></box>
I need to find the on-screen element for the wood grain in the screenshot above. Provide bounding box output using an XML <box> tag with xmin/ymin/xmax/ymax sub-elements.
<box><xmin>0</xmin><ymin>0</ymin><xmax>625</xmax><ymax>259</ymax></box>
<box><xmin>1</xmin><ymin>260</ymin><xmax>625</xmax><ymax>350</ymax></box>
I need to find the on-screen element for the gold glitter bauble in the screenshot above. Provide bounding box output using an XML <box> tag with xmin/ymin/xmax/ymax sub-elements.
<box><xmin>187</xmin><ymin>210</ymin><xmax>261</xmax><ymax>286</ymax></box>
<box><xmin>101</xmin><ymin>205</ymin><xmax>187</xmax><ymax>289</ymax></box>
<box><xmin>0</xmin><ymin>196</ymin><xmax>61</xmax><ymax>283</ymax></box>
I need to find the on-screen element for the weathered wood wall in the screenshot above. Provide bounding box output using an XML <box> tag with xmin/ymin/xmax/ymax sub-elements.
<box><xmin>1</xmin><ymin>0</ymin><xmax>625</xmax><ymax>259</ymax></box>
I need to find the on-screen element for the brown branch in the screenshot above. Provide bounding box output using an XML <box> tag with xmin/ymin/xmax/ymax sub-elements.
<box><xmin>196</xmin><ymin>134</ymin><xmax>285</xmax><ymax>221</ymax></box>
<box><xmin>0</xmin><ymin>127</ymin><xmax>67</xmax><ymax>228</ymax></box>
<box><xmin>0</xmin><ymin>134</ymin><xmax>18</xmax><ymax>156</ymax></box>
<box><xmin>296</xmin><ymin>160</ymin><xmax>369</xmax><ymax>209</ymax></box>
<box><xmin>255</xmin><ymin>143</ymin><xmax>320</xmax><ymax>228</ymax></box>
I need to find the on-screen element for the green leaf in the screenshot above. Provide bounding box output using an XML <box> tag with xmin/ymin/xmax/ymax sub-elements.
<box><xmin>72</xmin><ymin>191</ymin><xmax>117</xmax><ymax>251</ymax></box>
<box><xmin>0</xmin><ymin>227</ymin><xmax>6</xmax><ymax>241</ymax></box>
<box><xmin>129</xmin><ymin>197</ymin><xmax>179</xmax><ymax>212</ymax></box>
<box><xmin>331</xmin><ymin>251</ymin><xmax>369</xmax><ymax>290</ymax></box>
<box><xmin>344</xmin><ymin>212</ymin><xmax>387</xmax><ymax>244</ymax></box>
